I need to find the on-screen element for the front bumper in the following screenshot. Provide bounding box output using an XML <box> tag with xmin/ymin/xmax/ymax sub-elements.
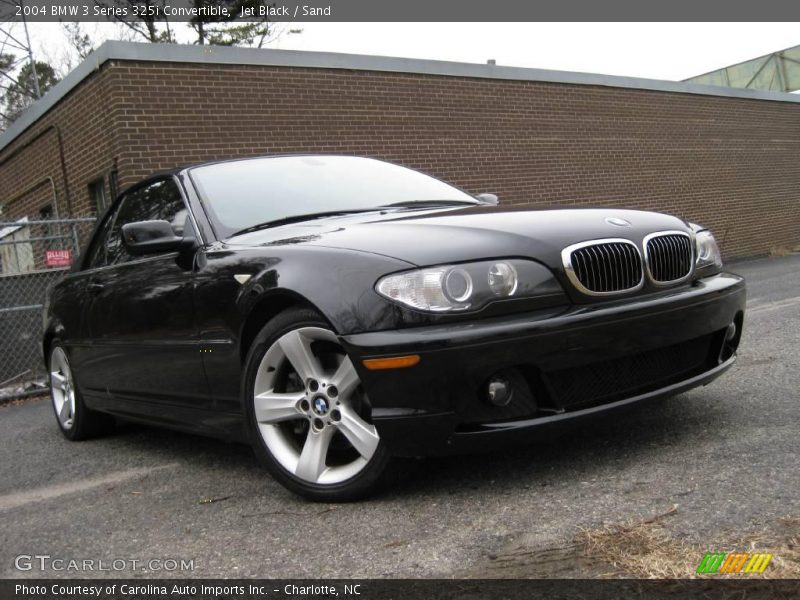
<box><xmin>341</xmin><ymin>273</ymin><xmax>746</xmax><ymax>457</ymax></box>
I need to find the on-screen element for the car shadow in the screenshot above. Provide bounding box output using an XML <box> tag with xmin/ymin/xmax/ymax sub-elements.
<box><xmin>109</xmin><ymin>421</ymin><xmax>261</xmax><ymax>470</ymax></box>
<box><xmin>385</xmin><ymin>391</ymin><xmax>729</xmax><ymax>500</ymax></box>
<box><xmin>104</xmin><ymin>390</ymin><xmax>729</xmax><ymax>502</ymax></box>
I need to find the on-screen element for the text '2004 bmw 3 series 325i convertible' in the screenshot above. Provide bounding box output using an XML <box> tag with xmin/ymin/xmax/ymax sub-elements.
<box><xmin>44</xmin><ymin>155</ymin><xmax>745</xmax><ymax>500</ymax></box>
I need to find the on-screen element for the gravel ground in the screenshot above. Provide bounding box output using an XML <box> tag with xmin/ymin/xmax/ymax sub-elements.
<box><xmin>1</xmin><ymin>255</ymin><xmax>798</xmax><ymax>579</ymax></box>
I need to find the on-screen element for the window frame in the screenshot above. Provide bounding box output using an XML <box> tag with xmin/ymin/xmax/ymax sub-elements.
<box><xmin>79</xmin><ymin>174</ymin><xmax>202</xmax><ymax>273</ymax></box>
<box><xmin>87</xmin><ymin>177</ymin><xmax>107</xmax><ymax>215</ymax></box>
<box><xmin>39</xmin><ymin>204</ymin><xmax>54</xmax><ymax>232</ymax></box>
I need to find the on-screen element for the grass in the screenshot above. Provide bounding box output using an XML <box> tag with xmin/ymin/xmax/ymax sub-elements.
<box><xmin>576</xmin><ymin>508</ymin><xmax>800</xmax><ymax>579</ymax></box>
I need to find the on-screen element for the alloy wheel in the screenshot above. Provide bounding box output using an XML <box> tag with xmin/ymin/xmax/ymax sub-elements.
<box><xmin>253</xmin><ymin>326</ymin><xmax>381</xmax><ymax>485</ymax></box>
<box><xmin>50</xmin><ymin>347</ymin><xmax>76</xmax><ymax>430</ymax></box>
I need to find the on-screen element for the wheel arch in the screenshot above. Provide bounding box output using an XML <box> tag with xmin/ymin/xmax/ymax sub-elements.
<box><xmin>238</xmin><ymin>290</ymin><xmax>333</xmax><ymax>364</ymax></box>
<box><xmin>42</xmin><ymin>331</ymin><xmax>55</xmax><ymax>367</ymax></box>
<box><xmin>42</xmin><ymin>322</ymin><xmax>65</xmax><ymax>370</ymax></box>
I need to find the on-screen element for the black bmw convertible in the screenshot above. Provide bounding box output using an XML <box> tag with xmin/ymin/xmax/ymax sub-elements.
<box><xmin>43</xmin><ymin>155</ymin><xmax>745</xmax><ymax>500</ymax></box>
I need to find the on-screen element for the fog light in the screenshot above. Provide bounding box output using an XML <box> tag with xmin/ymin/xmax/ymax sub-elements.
<box><xmin>486</xmin><ymin>375</ymin><xmax>513</xmax><ymax>406</ymax></box>
<box><xmin>726</xmin><ymin>322</ymin><xmax>737</xmax><ymax>341</ymax></box>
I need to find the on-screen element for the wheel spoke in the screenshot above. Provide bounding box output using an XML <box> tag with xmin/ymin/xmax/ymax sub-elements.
<box><xmin>330</xmin><ymin>356</ymin><xmax>359</xmax><ymax>399</ymax></box>
<box><xmin>279</xmin><ymin>330</ymin><xmax>323</xmax><ymax>382</ymax></box>
<box><xmin>255</xmin><ymin>325</ymin><xmax>381</xmax><ymax>486</ymax></box>
<box><xmin>59</xmin><ymin>397</ymin><xmax>71</xmax><ymax>423</ymax></box>
<box><xmin>254</xmin><ymin>390</ymin><xmax>304</xmax><ymax>423</ymax></box>
<box><xmin>50</xmin><ymin>372</ymin><xmax>66</xmax><ymax>391</ymax></box>
<box><xmin>337</xmin><ymin>405</ymin><xmax>380</xmax><ymax>459</ymax></box>
<box><xmin>295</xmin><ymin>426</ymin><xmax>334</xmax><ymax>482</ymax></box>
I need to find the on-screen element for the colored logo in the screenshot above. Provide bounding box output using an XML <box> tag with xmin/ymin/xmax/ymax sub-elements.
<box><xmin>313</xmin><ymin>397</ymin><xmax>329</xmax><ymax>415</ymax></box>
<box><xmin>696</xmin><ymin>552</ymin><xmax>773</xmax><ymax>574</ymax></box>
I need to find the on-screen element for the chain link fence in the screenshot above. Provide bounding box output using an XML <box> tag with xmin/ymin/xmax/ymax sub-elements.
<box><xmin>0</xmin><ymin>217</ymin><xmax>96</xmax><ymax>401</ymax></box>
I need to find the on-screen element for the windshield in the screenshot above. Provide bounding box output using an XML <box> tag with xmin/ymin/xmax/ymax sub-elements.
<box><xmin>189</xmin><ymin>155</ymin><xmax>478</xmax><ymax>238</ymax></box>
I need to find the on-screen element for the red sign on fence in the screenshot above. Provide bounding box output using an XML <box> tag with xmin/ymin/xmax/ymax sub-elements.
<box><xmin>45</xmin><ymin>249</ymin><xmax>72</xmax><ymax>267</ymax></box>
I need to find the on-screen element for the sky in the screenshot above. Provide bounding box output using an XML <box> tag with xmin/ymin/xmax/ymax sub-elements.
<box><xmin>18</xmin><ymin>22</ymin><xmax>800</xmax><ymax>82</ymax></box>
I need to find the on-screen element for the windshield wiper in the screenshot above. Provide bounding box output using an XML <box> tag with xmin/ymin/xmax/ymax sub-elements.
<box><xmin>231</xmin><ymin>209</ymin><xmax>380</xmax><ymax>237</ymax></box>
<box><xmin>230</xmin><ymin>201</ymin><xmax>476</xmax><ymax>237</ymax></box>
<box><xmin>378</xmin><ymin>200</ymin><xmax>478</xmax><ymax>210</ymax></box>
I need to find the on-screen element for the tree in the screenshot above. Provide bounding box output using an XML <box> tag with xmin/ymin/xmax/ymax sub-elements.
<box><xmin>0</xmin><ymin>54</ymin><xmax>13</xmax><ymax>123</ymax></box>
<box><xmin>188</xmin><ymin>0</ymin><xmax>274</xmax><ymax>47</ymax></box>
<box><xmin>64</xmin><ymin>22</ymin><xmax>95</xmax><ymax>60</ymax></box>
<box><xmin>91</xmin><ymin>0</ymin><xmax>278</xmax><ymax>47</ymax></box>
<box><xmin>2</xmin><ymin>61</ymin><xmax>60</xmax><ymax>125</ymax></box>
<box><xmin>57</xmin><ymin>23</ymin><xmax>143</xmax><ymax>74</ymax></box>
<box><xmin>93</xmin><ymin>0</ymin><xmax>176</xmax><ymax>43</ymax></box>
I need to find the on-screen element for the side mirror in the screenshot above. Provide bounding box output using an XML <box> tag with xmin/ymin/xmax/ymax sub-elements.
<box><xmin>122</xmin><ymin>220</ymin><xmax>187</xmax><ymax>255</ymax></box>
<box><xmin>476</xmin><ymin>193</ymin><xmax>499</xmax><ymax>206</ymax></box>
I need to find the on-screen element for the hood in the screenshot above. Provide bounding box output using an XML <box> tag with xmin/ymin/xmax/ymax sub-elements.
<box><xmin>226</xmin><ymin>205</ymin><xmax>691</xmax><ymax>270</ymax></box>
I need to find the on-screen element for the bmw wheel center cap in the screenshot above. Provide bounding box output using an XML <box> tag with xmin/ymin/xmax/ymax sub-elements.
<box><xmin>313</xmin><ymin>397</ymin><xmax>330</xmax><ymax>415</ymax></box>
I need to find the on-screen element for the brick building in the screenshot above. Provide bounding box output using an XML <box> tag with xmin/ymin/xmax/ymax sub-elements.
<box><xmin>1</xmin><ymin>40</ymin><xmax>799</xmax><ymax>261</ymax></box>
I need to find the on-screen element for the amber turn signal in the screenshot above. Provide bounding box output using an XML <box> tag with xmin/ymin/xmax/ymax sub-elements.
<box><xmin>362</xmin><ymin>355</ymin><xmax>421</xmax><ymax>370</ymax></box>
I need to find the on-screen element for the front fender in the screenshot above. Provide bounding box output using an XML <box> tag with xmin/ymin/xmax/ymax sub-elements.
<box><xmin>198</xmin><ymin>245</ymin><xmax>414</xmax><ymax>337</ymax></box>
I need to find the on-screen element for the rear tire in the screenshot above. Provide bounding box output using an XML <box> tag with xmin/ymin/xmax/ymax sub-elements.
<box><xmin>48</xmin><ymin>342</ymin><xmax>114</xmax><ymax>441</ymax></box>
<box><xmin>243</xmin><ymin>307</ymin><xmax>391</xmax><ymax>501</ymax></box>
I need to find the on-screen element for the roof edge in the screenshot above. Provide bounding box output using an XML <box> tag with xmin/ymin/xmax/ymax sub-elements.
<box><xmin>2</xmin><ymin>40</ymin><xmax>800</xmax><ymax>153</ymax></box>
<box><xmin>0</xmin><ymin>43</ymin><xmax>113</xmax><ymax>154</ymax></box>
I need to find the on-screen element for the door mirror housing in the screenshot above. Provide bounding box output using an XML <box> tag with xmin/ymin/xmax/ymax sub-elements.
<box><xmin>476</xmin><ymin>193</ymin><xmax>499</xmax><ymax>205</ymax></box>
<box><xmin>122</xmin><ymin>220</ymin><xmax>190</xmax><ymax>255</ymax></box>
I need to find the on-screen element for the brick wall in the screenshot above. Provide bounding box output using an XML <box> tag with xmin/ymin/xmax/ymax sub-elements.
<box><xmin>0</xmin><ymin>67</ymin><xmax>117</xmax><ymax>222</ymax></box>
<box><xmin>2</xmin><ymin>57</ymin><xmax>800</xmax><ymax>258</ymax></box>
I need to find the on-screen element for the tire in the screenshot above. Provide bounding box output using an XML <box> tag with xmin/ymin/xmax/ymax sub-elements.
<box><xmin>243</xmin><ymin>307</ymin><xmax>391</xmax><ymax>501</ymax></box>
<box><xmin>48</xmin><ymin>342</ymin><xmax>114</xmax><ymax>441</ymax></box>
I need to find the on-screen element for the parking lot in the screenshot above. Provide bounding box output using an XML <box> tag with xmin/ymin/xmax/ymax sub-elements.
<box><xmin>1</xmin><ymin>254</ymin><xmax>798</xmax><ymax>579</ymax></box>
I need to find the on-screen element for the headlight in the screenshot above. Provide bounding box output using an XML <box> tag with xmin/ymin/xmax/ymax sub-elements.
<box><xmin>695</xmin><ymin>230</ymin><xmax>722</xmax><ymax>272</ymax></box>
<box><xmin>488</xmin><ymin>262</ymin><xmax>518</xmax><ymax>296</ymax></box>
<box><xmin>376</xmin><ymin>259</ymin><xmax>559</xmax><ymax>313</ymax></box>
<box><xmin>443</xmin><ymin>267</ymin><xmax>473</xmax><ymax>302</ymax></box>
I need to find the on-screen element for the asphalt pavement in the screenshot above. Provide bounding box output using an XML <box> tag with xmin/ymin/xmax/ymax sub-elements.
<box><xmin>1</xmin><ymin>255</ymin><xmax>798</xmax><ymax>578</ymax></box>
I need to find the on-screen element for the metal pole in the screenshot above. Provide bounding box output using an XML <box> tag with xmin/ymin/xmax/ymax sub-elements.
<box><xmin>13</xmin><ymin>231</ymin><xmax>21</xmax><ymax>272</ymax></box>
<box><xmin>19</xmin><ymin>0</ymin><xmax>41</xmax><ymax>98</ymax></box>
<box><xmin>71</xmin><ymin>223</ymin><xmax>79</xmax><ymax>256</ymax></box>
<box><xmin>776</xmin><ymin>53</ymin><xmax>790</xmax><ymax>92</ymax></box>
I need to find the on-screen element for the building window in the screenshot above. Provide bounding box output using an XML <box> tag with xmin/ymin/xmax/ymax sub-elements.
<box><xmin>39</xmin><ymin>205</ymin><xmax>54</xmax><ymax>233</ymax></box>
<box><xmin>89</xmin><ymin>178</ymin><xmax>107</xmax><ymax>214</ymax></box>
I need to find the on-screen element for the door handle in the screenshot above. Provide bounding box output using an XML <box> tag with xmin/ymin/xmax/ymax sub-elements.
<box><xmin>87</xmin><ymin>281</ymin><xmax>106</xmax><ymax>294</ymax></box>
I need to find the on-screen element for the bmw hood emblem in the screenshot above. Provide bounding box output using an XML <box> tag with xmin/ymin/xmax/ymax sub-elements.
<box><xmin>605</xmin><ymin>216</ymin><xmax>631</xmax><ymax>227</ymax></box>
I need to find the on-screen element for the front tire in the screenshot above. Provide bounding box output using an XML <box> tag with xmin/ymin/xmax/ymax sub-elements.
<box><xmin>244</xmin><ymin>308</ymin><xmax>390</xmax><ymax>501</ymax></box>
<box><xmin>49</xmin><ymin>343</ymin><xmax>114</xmax><ymax>441</ymax></box>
